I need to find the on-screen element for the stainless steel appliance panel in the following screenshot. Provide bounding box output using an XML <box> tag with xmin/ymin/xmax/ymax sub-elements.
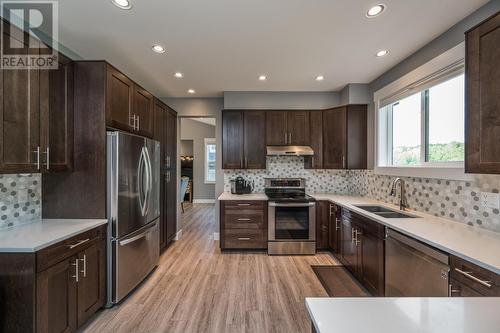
<box><xmin>112</xmin><ymin>219</ymin><xmax>159</xmax><ymax>303</ymax></box>
<box><xmin>385</xmin><ymin>229</ymin><xmax>449</xmax><ymax>296</ymax></box>
<box><xmin>145</xmin><ymin>138</ymin><xmax>160</xmax><ymax>223</ymax></box>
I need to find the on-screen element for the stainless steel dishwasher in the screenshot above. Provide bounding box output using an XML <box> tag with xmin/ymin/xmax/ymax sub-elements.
<box><xmin>385</xmin><ymin>228</ymin><xmax>450</xmax><ymax>296</ymax></box>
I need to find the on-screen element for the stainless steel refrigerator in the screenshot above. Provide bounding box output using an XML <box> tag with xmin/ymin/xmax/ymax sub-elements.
<box><xmin>106</xmin><ymin>131</ymin><xmax>160</xmax><ymax>305</ymax></box>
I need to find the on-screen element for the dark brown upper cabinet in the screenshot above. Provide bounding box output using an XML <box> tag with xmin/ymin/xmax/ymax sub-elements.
<box><xmin>323</xmin><ymin>105</ymin><xmax>367</xmax><ymax>169</ymax></box>
<box><xmin>223</xmin><ymin>110</ymin><xmax>266</xmax><ymax>169</ymax></box>
<box><xmin>465</xmin><ymin>12</ymin><xmax>500</xmax><ymax>174</ymax></box>
<box><xmin>0</xmin><ymin>21</ymin><xmax>73</xmax><ymax>174</ymax></box>
<box><xmin>266</xmin><ymin>111</ymin><xmax>287</xmax><ymax>145</ymax></box>
<box><xmin>106</xmin><ymin>64</ymin><xmax>134</xmax><ymax>132</ymax></box>
<box><xmin>133</xmin><ymin>84</ymin><xmax>154</xmax><ymax>138</ymax></box>
<box><xmin>304</xmin><ymin>111</ymin><xmax>323</xmax><ymax>169</ymax></box>
<box><xmin>266</xmin><ymin>110</ymin><xmax>310</xmax><ymax>146</ymax></box>
<box><xmin>287</xmin><ymin>111</ymin><xmax>310</xmax><ymax>145</ymax></box>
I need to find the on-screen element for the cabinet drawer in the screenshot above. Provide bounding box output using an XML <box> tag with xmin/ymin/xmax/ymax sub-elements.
<box><xmin>37</xmin><ymin>225</ymin><xmax>106</xmax><ymax>272</ymax></box>
<box><xmin>224</xmin><ymin>211</ymin><xmax>264</xmax><ymax>229</ymax></box>
<box><xmin>450</xmin><ymin>255</ymin><xmax>499</xmax><ymax>296</ymax></box>
<box><xmin>223</xmin><ymin>201</ymin><xmax>265</xmax><ymax>210</ymax></box>
<box><xmin>223</xmin><ymin>229</ymin><xmax>266</xmax><ymax>249</ymax></box>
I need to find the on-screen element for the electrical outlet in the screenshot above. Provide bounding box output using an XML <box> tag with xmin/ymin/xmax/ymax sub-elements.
<box><xmin>18</xmin><ymin>189</ymin><xmax>28</xmax><ymax>203</ymax></box>
<box><xmin>480</xmin><ymin>192</ymin><xmax>500</xmax><ymax>209</ymax></box>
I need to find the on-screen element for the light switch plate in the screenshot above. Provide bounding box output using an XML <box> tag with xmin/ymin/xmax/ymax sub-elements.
<box><xmin>480</xmin><ymin>192</ymin><xmax>500</xmax><ymax>209</ymax></box>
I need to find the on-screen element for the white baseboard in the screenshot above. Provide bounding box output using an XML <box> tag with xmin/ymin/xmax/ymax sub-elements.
<box><xmin>193</xmin><ymin>199</ymin><xmax>216</xmax><ymax>204</ymax></box>
<box><xmin>174</xmin><ymin>229</ymin><xmax>183</xmax><ymax>240</ymax></box>
<box><xmin>213</xmin><ymin>232</ymin><xmax>220</xmax><ymax>241</ymax></box>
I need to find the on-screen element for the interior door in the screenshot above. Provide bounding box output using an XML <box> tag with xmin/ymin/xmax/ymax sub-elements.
<box><xmin>77</xmin><ymin>241</ymin><xmax>106</xmax><ymax>326</ymax></box>
<box><xmin>36</xmin><ymin>256</ymin><xmax>77</xmax><ymax>333</ymax></box>
<box><xmin>266</xmin><ymin>111</ymin><xmax>287</xmax><ymax>145</ymax></box>
<box><xmin>244</xmin><ymin>111</ymin><xmax>266</xmax><ymax>169</ymax></box>
<box><xmin>287</xmin><ymin>111</ymin><xmax>310</xmax><ymax>145</ymax></box>
<box><xmin>106</xmin><ymin>65</ymin><xmax>133</xmax><ymax>132</ymax></box>
<box><xmin>323</xmin><ymin>107</ymin><xmax>346</xmax><ymax>169</ymax></box>
<box><xmin>0</xmin><ymin>24</ymin><xmax>40</xmax><ymax>173</ymax></box>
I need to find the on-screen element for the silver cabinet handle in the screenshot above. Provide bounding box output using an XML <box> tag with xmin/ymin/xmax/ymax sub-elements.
<box><xmin>329</xmin><ymin>205</ymin><xmax>334</xmax><ymax>217</ymax></box>
<box><xmin>237</xmin><ymin>237</ymin><xmax>251</xmax><ymax>241</ymax></box>
<box><xmin>454</xmin><ymin>268</ymin><xmax>493</xmax><ymax>288</ymax></box>
<box><xmin>33</xmin><ymin>146</ymin><xmax>40</xmax><ymax>170</ymax></box>
<box><xmin>335</xmin><ymin>218</ymin><xmax>340</xmax><ymax>230</ymax></box>
<box><xmin>237</xmin><ymin>203</ymin><xmax>251</xmax><ymax>206</ymax></box>
<box><xmin>355</xmin><ymin>229</ymin><xmax>362</xmax><ymax>245</ymax></box>
<box><xmin>284</xmin><ymin>132</ymin><xmax>287</xmax><ymax>144</ymax></box>
<box><xmin>289</xmin><ymin>132</ymin><xmax>292</xmax><ymax>144</ymax></box>
<box><xmin>245</xmin><ymin>157</ymin><xmax>248</xmax><ymax>168</ymax></box>
<box><xmin>80</xmin><ymin>254</ymin><xmax>87</xmax><ymax>277</ymax></box>
<box><xmin>130</xmin><ymin>114</ymin><xmax>136</xmax><ymax>129</ymax></box>
<box><xmin>68</xmin><ymin>238</ymin><xmax>90</xmax><ymax>249</ymax></box>
<box><xmin>42</xmin><ymin>147</ymin><xmax>49</xmax><ymax>170</ymax></box>
<box><xmin>137</xmin><ymin>115</ymin><xmax>140</xmax><ymax>130</ymax></box>
<box><xmin>351</xmin><ymin>228</ymin><xmax>355</xmax><ymax>244</ymax></box>
<box><xmin>342</xmin><ymin>156</ymin><xmax>346</xmax><ymax>169</ymax></box>
<box><xmin>448</xmin><ymin>284</ymin><xmax>460</xmax><ymax>296</ymax></box>
<box><xmin>237</xmin><ymin>218</ymin><xmax>251</xmax><ymax>221</ymax></box>
<box><xmin>71</xmin><ymin>258</ymin><xmax>79</xmax><ymax>282</ymax></box>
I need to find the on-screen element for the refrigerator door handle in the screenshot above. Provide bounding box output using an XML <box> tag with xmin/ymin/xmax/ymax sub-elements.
<box><xmin>143</xmin><ymin>146</ymin><xmax>152</xmax><ymax>216</ymax></box>
<box><xmin>138</xmin><ymin>147</ymin><xmax>147</xmax><ymax>216</ymax></box>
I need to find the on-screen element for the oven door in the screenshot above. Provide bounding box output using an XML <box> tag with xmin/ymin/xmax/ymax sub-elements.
<box><xmin>268</xmin><ymin>202</ymin><xmax>316</xmax><ymax>241</ymax></box>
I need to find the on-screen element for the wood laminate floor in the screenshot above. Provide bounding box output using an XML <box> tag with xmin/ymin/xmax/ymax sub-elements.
<box><xmin>81</xmin><ymin>204</ymin><xmax>339</xmax><ymax>333</ymax></box>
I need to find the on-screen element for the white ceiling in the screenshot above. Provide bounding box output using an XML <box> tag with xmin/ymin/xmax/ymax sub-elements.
<box><xmin>56</xmin><ymin>0</ymin><xmax>488</xmax><ymax>97</ymax></box>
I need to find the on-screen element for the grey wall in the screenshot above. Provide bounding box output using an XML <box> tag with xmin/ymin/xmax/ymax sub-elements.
<box><xmin>180</xmin><ymin>140</ymin><xmax>194</xmax><ymax>156</ymax></box>
<box><xmin>180</xmin><ymin>119</ymin><xmax>216</xmax><ymax>201</ymax></box>
<box><xmin>163</xmin><ymin>97</ymin><xmax>224</xmax><ymax>234</ymax></box>
<box><xmin>224</xmin><ymin>91</ymin><xmax>340</xmax><ymax>109</ymax></box>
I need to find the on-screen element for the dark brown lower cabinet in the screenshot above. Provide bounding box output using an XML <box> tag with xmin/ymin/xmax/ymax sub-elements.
<box><xmin>0</xmin><ymin>226</ymin><xmax>106</xmax><ymax>332</ymax></box>
<box><xmin>328</xmin><ymin>203</ymin><xmax>341</xmax><ymax>254</ymax></box>
<box><xmin>450</xmin><ymin>255</ymin><xmax>499</xmax><ymax>296</ymax></box>
<box><xmin>338</xmin><ymin>208</ymin><xmax>384</xmax><ymax>296</ymax></box>
<box><xmin>316</xmin><ymin>201</ymin><xmax>330</xmax><ymax>250</ymax></box>
<box><xmin>161</xmin><ymin>169</ymin><xmax>177</xmax><ymax>249</ymax></box>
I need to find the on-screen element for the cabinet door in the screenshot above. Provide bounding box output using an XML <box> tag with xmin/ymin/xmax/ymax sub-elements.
<box><xmin>316</xmin><ymin>201</ymin><xmax>329</xmax><ymax>249</ymax></box>
<box><xmin>466</xmin><ymin>13</ymin><xmax>500</xmax><ymax>174</ymax></box>
<box><xmin>37</xmin><ymin>256</ymin><xmax>77</xmax><ymax>333</ymax></box>
<box><xmin>77</xmin><ymin>241</ymin><xmax>106</xmax><ymax>327</ymax></box>
<box><xmin>165</xmin><ymin>109</ymin><xmax>177</xmax><ymax>170</ymax></box>
<box><xmin>305</xmin><ymin>111</ymin><xmax>323</xmax><ymax>169</ymax></box>
<box><xmin>40</xmin><ymin>53</ymin><xmax>74</xmax><ymax>172</ymax></box>
<box><xmin>165</xmin><ymin>169</ymin><xmax>177</xmax><ymax>243</ymax></box>
<box><xmin>244</xmin><ymin>111</ymin><xmax>266</xmax><ymax>169</ymax></box>
<box><xmin>222</xmin><ymin>111</ymin><xmax>244</xmax><ymax>169</ymax></box>
<box><xmin>133</xmin><ymin>84</ymin><xmax>154</xmax><ymax>137</ymax></box>
<box><xmin>341</xmin><ymin>216</ymin><xmax>357</xmax><ymax>274</ymax></box>
<box><xmin>346</xmin><ymin>105</ymin><xmax>367</xmax><ymax>169</ymax></box>
<box><xmin>0</xmin><ymin>25</ymin><xmax>40</xmax><ymax>173</ymax></box>
<box><xmin>287</xmin><ymin>111</ymin><xmax>310</xmax><ymax>145</ymax></box>
<box><xmin>323</xmin><ymin>107</ymin><xmax>346</xmax><ymax>169</ymax></box>
<box><xmin>154</xmin><ymin>100</ymin><xmax>166</xmax><ymax>168</ymax></box>
<box><xmin>266</xmin><ymin>111</ymin><xmax>287</xmax><ymax>145</ymax></box>
<box><xmin>360</xmin><ymin>228</ymin><xmax>384</xmax><ymax>296</ymax></box>
<box><xmin>106</xmin><ymin>65</ymin><xmax>133</xmax><ymax>131</ymax></box>
<box><xmin>328</xmin><ymin>204</ymin><xmax>340</xmax><ymax>253</ymax></box>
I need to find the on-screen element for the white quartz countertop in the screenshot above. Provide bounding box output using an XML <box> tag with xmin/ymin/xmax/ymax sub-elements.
<box><xmin>218</xmin><ymin>192</ymin><xmax>268</xmax><ymax>201</ymax></box>
<box><xmin>306</xmin><ymin>297</ymin><xmax>500</xmax><ymax>333</ymax></box>
<box><xmin>310</xmin><ymin>194</ymin><xmax>500</xmax><ymax>274</ymax></box>
<box><xmin>0</xmin><ymin>219</ymin><xmax>108</xmax><ymax>253</ymax></box>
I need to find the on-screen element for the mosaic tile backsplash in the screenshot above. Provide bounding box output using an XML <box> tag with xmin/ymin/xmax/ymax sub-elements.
<box><xmin>224</xmin><ymin>157</ymin><xmax>500</xmax><ymax>233</ymax></box>
<box><xmin>0</xmin><ymin>174</ymin><xmax>41</xmax><ymax>229</ymax></box>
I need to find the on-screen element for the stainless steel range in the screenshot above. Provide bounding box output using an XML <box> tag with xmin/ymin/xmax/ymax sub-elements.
<box><xmin>265</xmin><ymin>178</ymin><xmax>316</xmax><ymax>255</ymax></box>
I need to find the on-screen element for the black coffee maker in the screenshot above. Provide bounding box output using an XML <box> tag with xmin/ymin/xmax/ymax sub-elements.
<box><xmin>230</xmin><ymin>176</ymin><xmax>254</xmax><ymax>194</ymax></box>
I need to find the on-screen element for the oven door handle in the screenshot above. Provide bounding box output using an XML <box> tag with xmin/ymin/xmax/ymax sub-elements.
<box><xmin>269</xmin><ymin>202</ymin><xmax>315</xmax><ymax>207</ymax></box>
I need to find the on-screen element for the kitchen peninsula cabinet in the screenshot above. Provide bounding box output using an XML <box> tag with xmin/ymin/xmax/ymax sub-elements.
<box><xmin>465</xmin><ymin>11</ymin><xmax>500</xmax><ymax>174</ymax></box>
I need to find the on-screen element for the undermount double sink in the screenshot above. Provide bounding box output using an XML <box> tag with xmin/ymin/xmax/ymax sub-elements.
<box><xmin>353</xmin><ymin>205</ymin><xmax>419</xmax><ymax>219</ymax></box>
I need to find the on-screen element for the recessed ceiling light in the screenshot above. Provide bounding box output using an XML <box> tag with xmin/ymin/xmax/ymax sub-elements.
<box><xmin>315</xmin><ymin>75</ymin><xmax>325</xmax><ymax>81</ymax></box>
<box><xmin>111</xmin><ymin>0</ymin><xmax>132</xmax><ymax>10</ymax></box>
<box><xmin>366</xmin><ymin>4</ymin><xmax>385</xmax><ymax>17</ymax></box>
<box><xmin>188</xmin><ymin>89</ymin><xmax>195</xmax><ymax>94</ymax></box>
<box><xmin>174</xmin><ymin>72</ymin><xmax>183</xmax><ymax>78</ymax></box>
<box><xmin>376</xmin><ymin>50</ymin><xmax>388</xmax><ymax>57</ymax></box>
<box><xmin>152</xmin><ymin>44</ymin><xmax>165</xmax><ymax>54</ymax></box>
<box><xmin>258</xmin><ymin>75</ymin><xmax>267</xmax><ymax>81</ymax></box>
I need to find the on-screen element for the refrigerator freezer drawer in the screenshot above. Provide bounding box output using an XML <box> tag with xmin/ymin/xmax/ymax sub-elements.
<box><xmin>112</xmin><ymin>219</ymin><xmax>159</xmax><ymax>303</ymax></box>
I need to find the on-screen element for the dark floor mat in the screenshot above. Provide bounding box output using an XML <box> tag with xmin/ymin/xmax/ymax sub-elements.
<box><xmin>312</xmin><ymin>265</ymin><xmax>370</xmax><ymax>297</ymax></box>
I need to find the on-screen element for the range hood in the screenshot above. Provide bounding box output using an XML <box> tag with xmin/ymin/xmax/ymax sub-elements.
<box><xmin>266</xmin><ymin>146</ymin><xmax>314</xmax><ymax>156</ymax></box>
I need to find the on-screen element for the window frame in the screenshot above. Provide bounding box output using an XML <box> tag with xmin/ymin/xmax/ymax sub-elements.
<box><xmin>204</xmin><ymin>138</ymin><xmax>216</xmax><ymax>184</ymax></box>
<box><xmin>373</xmin><ymin>43</ymin><xmax>473</xmax><ymax>181</ymax></box>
